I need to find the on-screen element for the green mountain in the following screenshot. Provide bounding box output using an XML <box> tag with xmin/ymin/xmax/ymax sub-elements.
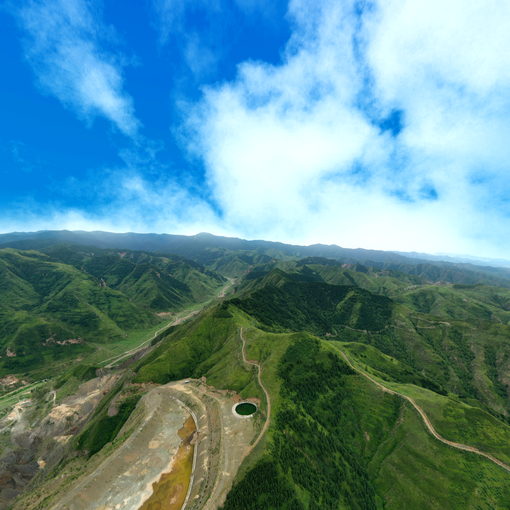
<box><xmin>40</xmin><ymin>244</ymin><xmax>226</xmax><ymax>310</ymax></box>
<box><xmin>2</xmin><ymin>230</ymin><xmax>510</xmax><ymax>285</ymax></box>
<box><xmin>2</xmin><ymin>235</ymin><xmax>510</xmax><ymax>510</ymax></box>
<box><xmin>0</xmin><ymin>246</ymin><xmax>224</xmax><ymax>374</ymax></box>
<box><xmin>132</xmin><ymin>271</ymin><xmax>510</xmax><ymax>509</ymax></box>
<box><xmin>231</xmin><ymin>269</ymin><xmax>393</xmax><ymax>334</ymax></box>
<box><xmin>233</xmin><ymin>264</ymin><xmax>510</xmax><ymax>419</ymax></box>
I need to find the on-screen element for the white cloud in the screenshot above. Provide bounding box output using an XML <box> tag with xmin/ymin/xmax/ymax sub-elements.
<box><xmin>7</xmin><ymin>0</ymin><xmax>510</xmax><ymax>259</ymax></box>
<box><xmin>16</xmin><ymin>0</ymin><xmax>139</xmax><ymax>136</ymax></box>
<box><xmin>151</xmin><ymin>0</ymin><xmax>223</xmax><ymax>80</ymax></box>
<box><xmin>185</xmin><ymin>0</ymin><xmax>510</xmax><ymax>257</ymax></box>
<box><xmin>1</xmin><ymin>169</ymin><xmax>222</xmax><ymax>237</ymax></box>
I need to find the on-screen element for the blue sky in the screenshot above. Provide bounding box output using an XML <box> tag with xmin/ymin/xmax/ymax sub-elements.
<box><xmin>2</xmin><ymin>0</ymin><xmax>510</xmax><ymax>258</ymax></box>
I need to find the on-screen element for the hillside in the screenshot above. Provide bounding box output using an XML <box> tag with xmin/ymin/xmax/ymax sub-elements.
<box><xmin>231</xmin><ymin>269</ymin><xmax>393</xmax><ymax>334</ymax></box>
<box><xmin>40</xmin><ymin>244</ymin><xmax>226</xmax><ymax>310</ymax></box>
<box><xmin>2</xmin><ymin>230</ymin><xmax>510</xmax><ymax>285</ymax></box>
<box><xmin>1</xmin><ymin>237</ymin><xmax>510</xmax><ymax>510</ymax></box>
<box><xmin>0</xmin><ymin>246</ymin><xmax>224</xmax><ymax>374</ymax></box>
<box><xmin>125</xmin><ymin>298</ymin><xmax>510</xmax><ymax>509</ymax></box>
<box><xmin>232</xmin><ymin>265</ymin><xmax>510</xmax><ymax>419</ymax></box>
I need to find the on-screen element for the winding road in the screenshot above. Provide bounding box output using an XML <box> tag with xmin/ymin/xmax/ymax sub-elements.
<box><xmin>333</xmin><ymin>346</ymin><xmax>510</xmax><ymax>474</ymax></box>
<box><xmin>239</xmin><ymin>328</ymin><xmax>271</xmax><ymax>451</ymax></box>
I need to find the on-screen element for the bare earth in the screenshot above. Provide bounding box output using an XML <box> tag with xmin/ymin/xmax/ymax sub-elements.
<box><xmin>51</xmin><ymin>388</ymin><xmax>191</xmax><ymax>510</ymax></box>
<box><xmin>48</xmin><ymin>378</ymin><xmax>257</xmax><ymax>510</ymax></box>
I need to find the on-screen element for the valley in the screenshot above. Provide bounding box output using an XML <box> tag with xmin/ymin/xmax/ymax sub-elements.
<box><xmin>0</xmin><ymin>232</ymin><xmax>510</xmax><ymax>509</ymax></box>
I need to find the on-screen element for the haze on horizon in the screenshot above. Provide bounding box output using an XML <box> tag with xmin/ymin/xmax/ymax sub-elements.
<box><xmin>2</xmin><ymin>0</ymin><xmax>510</xmax><ymax>259</ymax></box>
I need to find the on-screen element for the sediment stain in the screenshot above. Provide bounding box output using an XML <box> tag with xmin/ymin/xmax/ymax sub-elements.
<box><xmin>139</xmin><ymin>416</ymin><xmax>196</xmax><ymax>510</ymax></box>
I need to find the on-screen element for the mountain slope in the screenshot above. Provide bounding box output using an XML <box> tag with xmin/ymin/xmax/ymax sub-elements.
<box><xmin>0</xmin><ymin>247</ymin><xmax>225</xmax><ymax>374</ymax></box>
<box><xmin>231</xmin><ymin>269</ymin><xmax>393</xmax><ymax>334</ymax></box>
<box><xmin>3</xmin><ymin>230</ymin><xmax>510</xmax><ymax>285</ymax></box>
<box><xmin>132</xmin><ymin>305</ymin><xmax>510</xmax><ymax>510</ymax></box>
<box><xmin>2</xmin><ymin>238</ymin><xmax>510</xmax><ymax>509</ymax></box>
<box><xmin>40</xmin><ymin>244</ymin><xmax>226</xmax><ymax>310</ymax></box>
<box><xmin>230</xmin><ymin>266</ymin><xmax>510</xmax><ymax>420</ymax></box>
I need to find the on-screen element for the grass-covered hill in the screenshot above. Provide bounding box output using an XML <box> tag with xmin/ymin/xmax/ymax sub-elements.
<box><xmin>3</xmin><ymin>236</ymin><xmax>510</xmax><ymax>509</ymax></box>
<box><xmin>231</xmin><ymin>264</ymin><xmax>510</xmax><ymax>420</ymax></box>
<box><xmin>231</xmin><ymin>269</ymin><xmax>393</xmax><ymax>334</ymax></box>
<box><xmin>0</xmin><ymin>247</ymin><xmax>224</xmax><ymax>374</ymax></box>
<box><xmin>40</xmin><ymin>244</ymin><xmax>226</xmax><ymax>310</ymax></box>
<box><xmin>132</xmin><ymin>297</ymin><xmax>510</xmax><ymax>509</ymax></box>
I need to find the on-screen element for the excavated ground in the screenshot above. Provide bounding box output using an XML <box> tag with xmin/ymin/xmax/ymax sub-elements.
<box><xmin>43</xmin><ymin>379</ymin><xmax>257</xmax><ymax>510</ymax></box>
<box><xmin>0</xmin><ymin>374</ymin><xmax>120</xmax><ymax>510</ymax></box>
<box><xmin>51</xmin><ymin>388</ymin><xmax>191</xmax><ymax>510</ymax></box>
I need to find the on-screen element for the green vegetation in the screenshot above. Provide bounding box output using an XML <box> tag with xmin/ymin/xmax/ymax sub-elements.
<box><xmin>76</xmin><ymin>394</ymin><xmax>141</xmax><ymax>457</ymax></box>
<box><xmin>337</xmin><ymin>341</ymin><xmax>447</xmax><ymax>394</ymax></box>
<box><xmin>232</xmin><ymin>269</ymin><xmax>393</xmax><ymax>334</ymax></box>
<box><xmin>42</xmin><ymin>244</ymin><xmax>225</xmax><ymax>309</ymax></box>
<box><xmin>134</xmin><ymin>307</ymin><xmax>262</xmax><ymax>398</ymax></box>
<box><xmin>223</xmin><ymin>329</ymin><xmax>510</xmax><ymax>510</ymax></box>
<box><xmin>222</xmin><ymin>460</ymin><xmax>304</xmax><ymax>510</ymax></box>
<box><xmin>133</xmin><ymin>266</ymin><xmax>510</xmax><ymax>509</ymax></box>
<box><xmin>52</xmin><ymin>363</ymin><xmax>99</xmax><ymax>400</ymax></box>
<box><xmin>3</xmin><ymin>236</ymin><xmax>510</xmax><ymax>509</ymax></box>
<box><xmin>224</xmin><ymin>335</ymin><xmax>398</xmax><ymax>509</ymax></box>
<box><xmin>232</xmin><ymin>265</ymin><xmax>510</xmax><ymax>419</ymax></box>
<box><xmin>0</xmin><ymin>246</ymin><xmax>225</xmax><ymax>374</ymax></box>
<box><xmin>370</xmin><ymin>402</ymin><xmax>510</xmax><ymax>509</ymax></box>
<box><xmin>387</xmin><ymin>382</ymin><xmax>510</xmax><ymax>464</ymax></box>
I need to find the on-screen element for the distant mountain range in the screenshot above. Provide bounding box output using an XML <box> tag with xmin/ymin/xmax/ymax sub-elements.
<box><xmin>2</xmin><ymin>229</ymin><xmax>510</xmax><ymax>285</ymax></box>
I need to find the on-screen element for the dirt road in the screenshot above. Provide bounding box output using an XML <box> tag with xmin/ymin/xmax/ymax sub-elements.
<box><xmin>333</xmin><ymin>346</ymin><xmax>510</xmax><ymax>474</ymax></box>
<box><xmin>239</xmin><ymin>328</ymin><xmax>271</xmax><ymax>451</ymax></box>
<box><xmin>101</xmin><ymin>309</ymin><xmax>200</xmax><ymax>369</ymax></box>
<box><xmin>170</xmin><ymin>380</ymin><xmax>256</xmax><ymax>510</ymax></box>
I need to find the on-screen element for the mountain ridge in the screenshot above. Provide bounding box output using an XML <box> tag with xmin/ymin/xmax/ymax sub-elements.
<box><xmin>2</xmin><ymin>230</ymin><xmax>510</xmax><ymax>286</ymax></box>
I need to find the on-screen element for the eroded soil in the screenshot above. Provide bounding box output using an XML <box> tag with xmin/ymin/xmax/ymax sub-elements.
<box><xmin>140</xmin><ymin>416</ymin><xmax>196</xmax><ymax>510</ymax></box>
<box><xmin>50</xmin><ymin>388</ymin><xmax>191</xmax><ymax>510</ymax></box>
<box><xmin>0</xmin><ymin>374</ymin><xmax>119</xmax><ymax>510</ymax></box>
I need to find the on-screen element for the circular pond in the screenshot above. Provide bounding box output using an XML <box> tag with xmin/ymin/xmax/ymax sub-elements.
<box><xmin>234</xmin><ymin>402</ymin><xmax>257</xmax><ymax>416</ymax></box>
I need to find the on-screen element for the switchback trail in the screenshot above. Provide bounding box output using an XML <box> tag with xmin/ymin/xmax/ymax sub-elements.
<box><xmin>239</xmin><ymin>328</ymin><xmax>271</xmax><ymax>451</ymax></box>
<box><xmin>333</xmin><ymin>346</ymin><xmax>510</xmax><ymax>474</ymax></box>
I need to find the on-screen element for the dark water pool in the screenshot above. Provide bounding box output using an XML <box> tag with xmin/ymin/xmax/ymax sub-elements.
<box><xmin>235</xmin><ymin>402</ymin><xmax>257</xmax><ymax>416</ymax></box>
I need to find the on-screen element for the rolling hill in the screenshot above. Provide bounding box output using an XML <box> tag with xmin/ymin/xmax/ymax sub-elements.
<box><xmin>1</xmin><ymin>234</ymin><xmax>510</xmax><ymax>510</ymax></box>
<box><xmin>0</xmin><ymin>246</ymin><xmax>224</xmax><ymax>374</ymax></box>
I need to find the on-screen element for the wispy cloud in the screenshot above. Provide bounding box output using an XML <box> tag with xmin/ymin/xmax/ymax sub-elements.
<box><xmin>14</xmin><ymin>0</ymin><xmax>139</xmax><ymax>136</ymax></box>
<box><xmin>151</xmin><ymin>0</ymin><xmax>222</xmax><ymax>80</ymax></box>
<box><xmin>1</xmin><ymin>167</ymin><xmax>221</xmax><ymax>237</ymax></box>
